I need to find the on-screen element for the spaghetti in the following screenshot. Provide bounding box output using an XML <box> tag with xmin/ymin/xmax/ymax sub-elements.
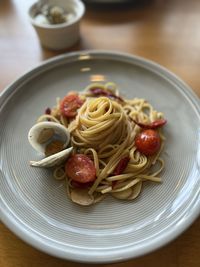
<box><xmin>34</xmin><ymin>82</ymin><xmax>166</xmax><ymax>205</ymax></box>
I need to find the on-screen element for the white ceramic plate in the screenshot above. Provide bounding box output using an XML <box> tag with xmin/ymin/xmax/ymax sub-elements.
<box><xmin>0</xmin><ymin>50</ymin><xmax>200</xmax><ymax>263</ymax></box>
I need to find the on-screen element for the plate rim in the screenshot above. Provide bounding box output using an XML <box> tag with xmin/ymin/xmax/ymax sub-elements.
<box><xmin>0</xmin><ymin>49</ymin><xmax>200</xmax><ymax>263</ymax></box>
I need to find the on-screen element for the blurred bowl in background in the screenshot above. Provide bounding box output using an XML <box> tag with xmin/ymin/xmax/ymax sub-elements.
<box><xmin>28</xmin><ymin>0</ymin><xmax>85</xmax><ymax>50</ymax></box>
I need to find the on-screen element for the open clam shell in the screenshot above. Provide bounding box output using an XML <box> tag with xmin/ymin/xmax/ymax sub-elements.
<box><xmin>30</xmin><ymin>146</ymin><xmax>73</xmax><ymax>168</ymax></box>
<box><xmin>28</xmin><ymin>121</ymin><xmax>70</xmax><ymax>154</ymax></box>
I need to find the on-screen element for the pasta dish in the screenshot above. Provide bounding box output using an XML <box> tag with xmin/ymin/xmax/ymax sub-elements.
<box><xmin>28</xmin><ymin>82</ymin><xmax>167</xmax><ymax>205</ymax></box>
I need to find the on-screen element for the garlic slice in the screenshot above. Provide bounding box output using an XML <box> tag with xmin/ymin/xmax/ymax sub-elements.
<box><xmin>70</xmin><ymin>188</ymin><xmax>94</xmax><ymax>206</ymax></box>
<box><xmin>112</xmin><ymin>188</ymin><xmax>132</xmax><ymax>200</ymax></box>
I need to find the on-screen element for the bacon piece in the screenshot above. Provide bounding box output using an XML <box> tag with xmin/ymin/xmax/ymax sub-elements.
<box><xmin>89</xmin><ymin>87</ymin><xmax>124</xmax><ymax>102</ymax></box>
<box><xmin>45</xmin><ymin>107</ymin><xmax>51</xmax><ymax>114</ymax></box>
<box><xmin>113</xmin><ymin>157</ymin><xmax>130</xmax><ymax>176</ymax></box>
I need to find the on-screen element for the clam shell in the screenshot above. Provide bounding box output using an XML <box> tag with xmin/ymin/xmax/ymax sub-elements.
<box><xmin>28</xmin><ymin>121</ymin><xmax>70</xmax><ymax>154</ymax></box>
<box><xmin>30</xmin><ymin>147</ymin><xmax>73</xmax><ymax>167</ymax></box>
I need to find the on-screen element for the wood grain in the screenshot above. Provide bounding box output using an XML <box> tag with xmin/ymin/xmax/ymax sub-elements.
<box><xmin>0</xmin><ymin>0</ymin><xmax>200</xmax><ymax>266</ymax></box>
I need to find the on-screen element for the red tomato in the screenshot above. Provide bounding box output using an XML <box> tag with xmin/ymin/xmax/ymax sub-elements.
<box><xmin>65</xmin><ymin>154</ymin><xmax>96</xmax><ymax>183</ymax></box>
<box><xmin>135</xmin><ymin>129</ymin><xmax>161</xmax><ymax>156</ymax></box>
<box><xmin>60</xmin><ymin>94</ymin><xmax>83</xmax><ymax>118</ymax></box>
<box><xmin>71</xmin><ymin>180</ymin><xmax>93</xmax><ymax>188</ymax></box>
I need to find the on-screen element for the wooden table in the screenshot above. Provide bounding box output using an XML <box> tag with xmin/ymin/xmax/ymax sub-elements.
<box><xmin>0</xmin><ymin>0</ymin><xmax>199</xmax><ymax>266</ymax></box>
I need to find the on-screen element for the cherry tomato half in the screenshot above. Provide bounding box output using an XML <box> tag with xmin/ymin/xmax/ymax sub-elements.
<box><xmin>65</xmin><ymin>154</ymin><xmax>96</xmax><ymax>183</ymax></box>
<box><xmin>135</xmin><ymin>129</ymin><xmax>161</xmax><ymax>156</ymax></box>
<box><xmin>60</xmin><ymin>94</ymin><xmax>83</xmax><ymax>118</ymax></box>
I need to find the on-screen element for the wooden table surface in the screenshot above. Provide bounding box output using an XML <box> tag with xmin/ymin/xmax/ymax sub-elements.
<box><xmin>0</xmin><ymin>0</ymin><xmax>200</xmax><ymax>266</ymax></box>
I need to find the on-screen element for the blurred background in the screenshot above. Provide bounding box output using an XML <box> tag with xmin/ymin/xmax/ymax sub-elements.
<box><xmin>0</xmin><ymin>0</ymin><xmax>200</xmax><ymax>267</ymax></box>
<box><xmin>1</xmin><ymin>0</ymin><xmax>200</xmax><ymax>96</ymax></box>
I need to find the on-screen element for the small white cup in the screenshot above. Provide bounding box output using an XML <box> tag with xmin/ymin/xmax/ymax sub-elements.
<box><xmin>29</xmin><ymin>0</ymin><xmax>85</xmax><ymax>50</ymax></box>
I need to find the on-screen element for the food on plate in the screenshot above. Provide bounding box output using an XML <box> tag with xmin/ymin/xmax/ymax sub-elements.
<box><xmin>28</xmin><ymin>82</ymin><xmax>167</xmax><ymax>206</ymax></box>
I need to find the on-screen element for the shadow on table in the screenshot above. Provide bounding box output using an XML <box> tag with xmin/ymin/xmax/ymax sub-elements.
<box><xmin>38</xmin><ymin>0</ymin><xmax>155</xmax><ymax>59</ymax></box>
<box><xmin>83</xmin><ymin>0</ymin><xmax>155</xmax><ymax>25</ymax></box>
